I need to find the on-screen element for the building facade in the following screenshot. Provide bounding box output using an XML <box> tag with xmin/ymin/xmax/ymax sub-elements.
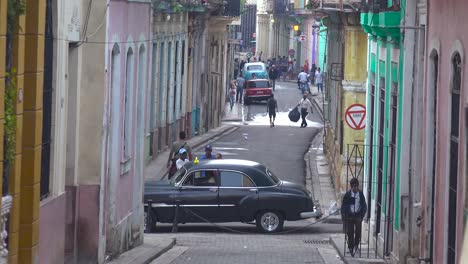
<box><xmin>104</xmin><ymin>0</ymin><xmax>152</xmax><ymax>259</ymax></box>
<box><xmin>421</xmin><ymin>0</ymin><xmax>467</xmax><ymax>263</ymax></box>
<box><xmin>360</xmin><ymin>0</ymin><xmax>428</xmax><ymax>262</ymax></box>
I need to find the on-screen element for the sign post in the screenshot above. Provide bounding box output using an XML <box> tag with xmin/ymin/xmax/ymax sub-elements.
<box><xmin>345</xmin><ymin>104</ymin><xmax>366</xmax><ymax>130</ymax></box>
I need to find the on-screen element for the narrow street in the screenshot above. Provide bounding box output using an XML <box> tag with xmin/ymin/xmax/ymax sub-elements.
<box><xmin>146</xmin><ymin>81</ymin><xmax>343</xmax><ymax>264</ymax></box>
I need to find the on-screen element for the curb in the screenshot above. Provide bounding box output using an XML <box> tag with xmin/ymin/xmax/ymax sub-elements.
<box><xmin>311</xmin><ymin>96</ymin><xmax>324</xmax><ymax>120</ymax></box>
<box><xmin>106</xmin><ymin>238</ymin><xmax>176</xmax><ymax>264</ymax></box>
<box><xmin>330</xmin><ymin>236</ymin><xmax>349</xmax><ymax>264</ymax></box>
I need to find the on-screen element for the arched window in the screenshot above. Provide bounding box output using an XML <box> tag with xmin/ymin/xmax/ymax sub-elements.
<box><xmin>427</xmin><ymin>50</ymin><xmax>438</xmax><ymax>261</ymax></box>
<box><xmin>123</xmin><ymin>48</ymin><xmax>134</xmax><ymax>160</ymax></box>
<box><xmin>447</xmin><ymin>52</ymin><xmax>462</xmax><ymax>264</ymax></box>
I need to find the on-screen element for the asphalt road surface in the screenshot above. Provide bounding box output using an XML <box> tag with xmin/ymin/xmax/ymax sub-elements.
<box><xmin>148</xmin><ymin>81</ymin><xmax>343</xmax><ymax>264</ymax></box>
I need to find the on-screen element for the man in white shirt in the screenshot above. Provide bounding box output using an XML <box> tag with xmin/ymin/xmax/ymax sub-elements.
<box><xmin>298</xmin><ymin>92</ymin><xmax>313</xmax><ymax>128</ymax></box>
<box><xmin>297</xmin><ymin>70</ymin><xmax>309</xmax><ymax>93</ymax></box>
<box><xmin>176</xmin><ymin>148</ymin><xmax>190</xmax><ymax>170</ymax></box>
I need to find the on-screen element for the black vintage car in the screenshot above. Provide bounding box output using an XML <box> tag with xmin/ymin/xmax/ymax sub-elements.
<box><xmin>144</xmin><ymin>159</ymin><xmax>322</xmax><ymax>233</ymax></box>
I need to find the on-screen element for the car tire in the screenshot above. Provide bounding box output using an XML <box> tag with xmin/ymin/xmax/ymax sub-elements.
<box><xmin>144</xmin><ymin>208</ymin><xmax>157</xmax><ymax>233</ymax></box>
<box><xmin>244</xmin><ymin>98</ymin><xmax>250</xmax><ymax>105</ymax></box>
<box><xmin>256</xmin><ymin>210</ymin><xmax>284</xmax><ymax>233</ymax></box>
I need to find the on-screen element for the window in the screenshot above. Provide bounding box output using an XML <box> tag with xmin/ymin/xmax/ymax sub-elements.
<box><xmin>174</xmin><ymin>41</ymin><xmax>179</xmax><ymax>116</ymax></box>
<box><xmin>447</xmin><ymin>53</ymin><xmax>462</xmax><ymax>264</ymax></box>
<box><xmin>247</xmin><ymin>80</ymin><xmax>270</xmax><ymax>88</ymax></box>
<box><xmin>376</xmin><ymin>77</ymin><xmax>386</xmax><ymax>234</ymax></box>
<box><xmin>428</xmin><ymin>51</ymin><xmax>438</xmax><ymax>261</ymax></box>
<box><xmin>220</xmin><ymin>171</ymin><xmax>255</xmax><ymax>187</ymax></box>
<box><xmin>166</xmin><ymin>42</ymin><xmax>172</xmax><ymax>127</ymax></box>
<box><xmin>180</xmin><ymin>40</ymin><xmax>185</xmax><ymax>113</ymax></box>
<box><xmin>182</xmin><ymin>170</ymin><xmax>218</xmax><ymax>186</ymax></box>
<box><xmin>123</xmin><ymin>48</ymin><xmax>134</xmax><ymax>160</ymax></box>
<box><xmin>158</xmin><ymin>42</ymin><xmax>165</xmax><ymax>128</ymax></box>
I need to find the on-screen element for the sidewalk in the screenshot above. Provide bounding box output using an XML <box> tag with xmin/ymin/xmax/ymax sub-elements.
<box><xmin>106</xmin><ymin>237</ymin><xmax>176</xmax><ymax>264</ymax></box>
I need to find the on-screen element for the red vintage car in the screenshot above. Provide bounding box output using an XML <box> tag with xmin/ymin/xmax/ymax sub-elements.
<box><xmin>243</xmin><ymin>79</ymin><xmax>273</xmax><ymax>105</ymax></box>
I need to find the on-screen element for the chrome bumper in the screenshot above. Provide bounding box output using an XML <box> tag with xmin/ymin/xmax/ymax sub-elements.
<box><xmin>300</xmin><ymin>205</ymin><xmax>323</xmax><ymax>219</ymax></box>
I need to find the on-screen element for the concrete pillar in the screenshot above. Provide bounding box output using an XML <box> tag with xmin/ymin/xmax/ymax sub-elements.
<box><xmin>0</xmin><ymin>1</ymin><xmax>6</xmax><ymax>260</ymax></box>
<box><xmin>18</xmin><ymin>0</ymin><xmax>46</xmax><ymax>263</ymax></box>
<box><xmin>5</xmin><ymin>2</ymin><xmax>27</xmax><ymax>264</ymax></box>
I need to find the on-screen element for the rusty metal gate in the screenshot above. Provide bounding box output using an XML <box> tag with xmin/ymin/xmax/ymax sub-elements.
<box><xmin>343</xmin><ymin>144</ymin><xmax>395</xmax><ymax>259</ymax></box>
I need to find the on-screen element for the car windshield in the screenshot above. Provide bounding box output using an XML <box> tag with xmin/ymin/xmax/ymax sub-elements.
<box><xmin>247</xmin><ymin>81</ymin><xmax>270</xmax><ymax>88</ymax></box>
<box><xmin>246</xmin><ymin>65</ymin><xmax>263</xmax><ymax>71</ymax></box>
<box><xmin>266</xmin><ymin>168</ymin><xmax>280</xmax><ymax>184</ymax></box>
<box><xmin>170</xmin><ymin>167</ymin><xmax>187</xmax><ymax>185</ymax></box>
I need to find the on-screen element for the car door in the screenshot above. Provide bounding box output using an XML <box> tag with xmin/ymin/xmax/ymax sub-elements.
<box><xmin>176</xmin><ymin>169</ymin><xmax>220</xmax><ymax>223</ymax></box>
<box><xmin>218</xmin><ymin>170</ymin><xmax>258</xmax><ymax>222</ymax></box>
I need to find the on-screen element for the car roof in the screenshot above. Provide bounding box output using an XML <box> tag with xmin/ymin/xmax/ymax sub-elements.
<box><xmin>247</xmin><ymin>79</ymin><xmax>269</xmax><ymax>82</ymax></box>
<box><xmin>184</xmin><ymin>159</ymin><xmax>277</xmax><ymax>186</ymax></box>
<box><xmin>245</xmin><ymin>62</ymin><xmax>265</xmax><ymax>66</ymax></box>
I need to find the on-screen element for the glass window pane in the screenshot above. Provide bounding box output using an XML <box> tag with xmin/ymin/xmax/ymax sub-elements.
<box><xmin>220</xmin><ymin>171</ymin><xmax>243</xmax><ymax>187</ymax></box>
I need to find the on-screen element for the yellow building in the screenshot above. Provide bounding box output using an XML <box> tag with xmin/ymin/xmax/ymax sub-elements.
<box><xmin>321</xmin><ymin>12</ymin><xmax>368</xmax><ymax>194</ymax></box>
<box><xmin>0</xmin><ymin>0</ymin><xmax>46</xmax><ymax>262</ymax></box>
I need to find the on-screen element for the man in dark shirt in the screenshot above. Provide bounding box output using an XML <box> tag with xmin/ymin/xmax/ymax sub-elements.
<box><xmin>341</xmin><ymin>178</ymin><xmax>367</xmax><ymax>257</ymax></box>
<box><xmin>267</xmin><ymin>94</ymin><xmax>278</xmax><ymax>127</ymax></box>
<box><xmin>269</xmin><ymin>65</ymin><xmax>279</xmax><ymax>91</ymax></box>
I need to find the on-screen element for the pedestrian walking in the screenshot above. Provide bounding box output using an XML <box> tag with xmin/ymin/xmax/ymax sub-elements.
<box><xmin>341</xmin><ymin>178</ymin><xmax>367</xmax><ymax>257</ymax></box>
<box><xmin>176</xmin><ymin>148</ymin><xmax>190</xmax><ymax>170</ymax></box>
<box><xmin>298</xmin><ymin>70</ymin><xmax>309</xmax><ymax>93</ymax></box>
<box><xmin>200</xmin><ymin>145</ymin><xmax>215</xmax><ymax>160</ymax></box>
<box><xmin>315</xmin><ymin>67</ymin><xmax>324</xmax><ymax>93</ymax></box>
<box><xmin>267</xmin><ymin>94</ymin><xmax>278</xmax><ymax>127</ymax></box>
<box><xmin>234</xmin><ymin>58</ymin><xmax>239</xmax><ymax>79</ymax></box>
<box><xmin>236</xmin><ymin>74</ymin><xmax>245</xmax><ymax>103</ymax></box>
<box><xmin>298</xmin><ymin>92</ymin><xmax>313</xmax><ymax>128</ymax></box>
<box><xmin>310</xmin><ymin>64</ymin><xmax>317</xmax><ymax>83</ymax></box>
<box><xmin>269</xmin><ymin>65</ymin><xmax>279</xmax><ymax>91</ymax></box>
<box><xmin>167</xmin><ymin>131</ymin><xmax>192</xmax><ymax>179</ymax></box>
<box><xmin>229</xmin><ymin>80</ymin><xmax>237</xmax><ymax>110</ymax></box>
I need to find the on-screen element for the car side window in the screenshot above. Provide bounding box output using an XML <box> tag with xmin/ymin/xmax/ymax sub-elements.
<box><xmin>182</xmin><ymin>170</ymin><xmax>218</xmax><ymax>187</ymax></box>
<box><xmin>220</xmin><ymin>171</ymin><xmax>256</xmax><ymax>187</ymax></box>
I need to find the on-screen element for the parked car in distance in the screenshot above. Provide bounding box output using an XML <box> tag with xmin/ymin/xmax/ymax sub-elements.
<box><xmin>243</xmin><ymin>79</ymin><xmax>273</xmax><ymax>105</ymax></box>
<box><xmin>242</xmin><ymin>62</ymin><xmax>268</xmax><ymax>81</ymax></box>
<box><xmin>144</xmin><ymin>159</ymin><xmax>322</xmax><ymax>233</ymax></box>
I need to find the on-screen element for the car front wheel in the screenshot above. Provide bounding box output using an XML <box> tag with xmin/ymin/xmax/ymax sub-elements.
<box><xmin>256</xmin><ymin>210</ymin><xmax>284</xmax><ymax>233</ymax></box>
<box><xmin>144</xmin><ymin>208</ymin><xmax>157</xmax><ymax>233</ymax></box>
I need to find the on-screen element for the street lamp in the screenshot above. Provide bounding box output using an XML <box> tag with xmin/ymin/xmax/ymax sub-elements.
<box><xmin>293</xmin><ymin>24</ymin><xmax>299</xmax><ymax>31</ymax></box>
<box><xmin>271</xmin><ymin>18</ymin><xmax>275</xmax><ymax>23</ymax></box>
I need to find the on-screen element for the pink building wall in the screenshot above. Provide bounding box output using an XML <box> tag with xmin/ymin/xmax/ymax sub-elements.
<box><xmin>425</xmin><ymin>1</ymin><xmax>468</xmax><ymax>263</ymax></box>
<box><xmin>104</xmin><ymin>0</ymin><xmax>151</xmax><ymax>255</ymax></box>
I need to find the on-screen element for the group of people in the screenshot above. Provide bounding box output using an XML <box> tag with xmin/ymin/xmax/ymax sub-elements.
<box><xmin>167</xmin><ymin>131</ymin><xmax>223</xmax><ymax>178</ymax></box>
<box><xmin>297</xmin><ymin>67</ymin><xmax>323</xmax><ymax>94</ymax></box>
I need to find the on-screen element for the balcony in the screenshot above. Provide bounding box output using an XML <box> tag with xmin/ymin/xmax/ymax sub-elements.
<box><xmin>360</xmin><ymin>10</ymin><xmax>401</xmax><ymax>39</ymax></box>
<box><xmin>223</xmin><ymin>0</ymin><xmax>241</xmax><ymax>17</ymax></box>
<box><xmin>306</xmin><ymin>0</ymin><xmax>362</xmax><ymax>13</ymax></box>
<box><xmin>152</xmin><ymin>0</ymin><xmax>208</xmax><ymax>13</ymax></box>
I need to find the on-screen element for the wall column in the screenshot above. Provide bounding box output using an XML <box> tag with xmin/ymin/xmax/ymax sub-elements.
<box><xmin>0</xmin><ymin>1</ymin><xmax>7</xmax><ymax>260</ymax></box>
<box><xmin>18</xmin><ymin>0</ymin><xmax>46</xmax><ymax>263</ymax></box>
<box><xmin>6</xmin><ymin>2</ymin><xmax>27</xmax><ymax>263</ymax></box>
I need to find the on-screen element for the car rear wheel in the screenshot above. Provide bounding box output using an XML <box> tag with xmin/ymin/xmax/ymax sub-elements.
<box><xmin>244</xmin><ymin>98</ymin><xmax>251</xmax><ymax>105</ymax></box>
<box><xmin>144</xmin><ymin>208</ymin><xmax>157</xmax><ymax>233</ymax></box>
<box><xmin>256</xmin><ymin>210</ymin><xmax>284</xmax><ymax>233</ymax></box>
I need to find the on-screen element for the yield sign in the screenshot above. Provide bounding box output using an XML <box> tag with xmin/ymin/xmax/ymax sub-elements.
<box><xmin>345</xmin><ymin>104</ymin><xmax>366</xmax><ymax>130</ymax></box>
